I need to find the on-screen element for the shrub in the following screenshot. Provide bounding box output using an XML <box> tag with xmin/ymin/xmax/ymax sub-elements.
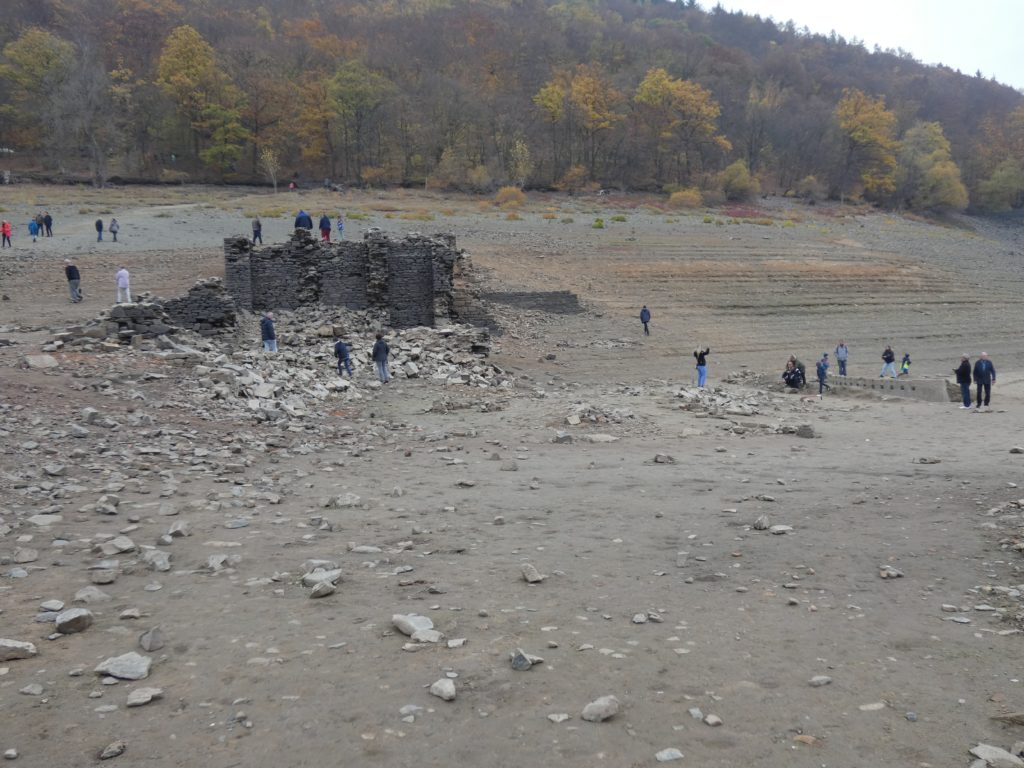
<box><xmin>703</xmin><ymin>215</ymin><xmax>714</xmax><ymax>223</ymax></box>
<box><xmin>560</xmin><ymin>217</ymin><xmax>574</xmax><ymax>224</ymax></box>
<box><xmin>796</xmin><ymin>175</ymin><xmax>825</xmax><ymax>203</ymax></box>
<box><xmin>610</xmin><ymin>214</ymin><xmax>627</xmax><ymax>222</ymax></box>
<box><xmin>668</xmin><ymin>188</ymin><xmax>703</xmax><ymax>209</ymax></box>
<box><xmin>347</xmin><ymin>211</ymin><xmax>370</xmax><ymax>220</ymax></box>
<box><xmin>719</xmin><ymin>160</ymin><xmax>759</xmax><ymax>201</ymax></box>
<box><xmin>505</xmin><ymin>211</ymin><xmax>521</xmax><ymax>220</ymax></box>
<box><xmin>592</xmin><ymin>218</ymin><xmax>605</xmax><ymax>229</ymax></box>
<box><xmin>558</xmin><ymin>165</ymin><xmax>589</xmax><ymax>194</ymax></box>
<box><xmin>542</xmin><ymin>212</ymin><xmax>557</xmax><ymax>220</ymax></box>
<box><xmin>494</xmin><ymin>185</ymin><xmax>526</xmax><ymax>208</ymax></box>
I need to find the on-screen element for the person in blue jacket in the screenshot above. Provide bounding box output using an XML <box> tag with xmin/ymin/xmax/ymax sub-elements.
<box><xmin>334</xmin><ymin>338</ymin><xmax>353</xmax><ymax>377</ymax></box>
<box><xmin>260</xmin><ymin>311</ymin><xmax>277</xmax><ymax>352</ymax></box>
<box><xmin>815</xmin><ymin>353</ymin><xmax>831</xmax><ymax>397</ymax></box>
<box><xmin>973</xmin><ymin>352</ymin><xmax>996</xmax><ymax>411</ymax></box>
<box><xmin>28</xmin><ymin>218</ymin><xmax>38</xmax><ymax>242</ymax></box>
<box><xmin>372</xmin><ymin>333</ymin><xmax>391</xmax><ymax>383</ymax></box>
<box><xmin>294</xmin><ymin>210</ymin><xmax>313</xmax><ymax>230</ymax></box>
<box><xmin>318</xmin><ymin>213</ymin><xmax>331</xmax><ymax>242</ymax></box>
<box><xmin>639</xmin><ymin>305</ymin><xmax>651</xmax><ymax>336</ymax></box>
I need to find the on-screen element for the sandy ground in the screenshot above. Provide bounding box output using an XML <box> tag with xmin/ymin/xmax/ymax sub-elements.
<box><xmin>1</xmin><ymin>185</ymin><xmax>1024</xmax><ymax>767</ymax></box>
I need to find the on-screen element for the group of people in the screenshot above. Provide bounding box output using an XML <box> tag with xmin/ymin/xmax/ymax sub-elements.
<box><xmin>283</xmin><ymin>211</ymin><xmax>344</xmax><ymax>243</ymax></box>
<box><xmin>60</xmin><ymin>260</ymin><xmax>132</xmax><ymax>304</ymax></box>
<box><xmin>640</xmin><ymin>306</ymin><xmax>1001</xmax><ymax>410</ymax></box>
<box><xmin>259</xmin><ymin>311</ymin><xmax>393</xmax><ymax>384</ymax></box>
<box><xmin>0</xmin><ymin>214</ymin><xmax>123</xmax><ymax>246</ymax></box>
<box><xmin>27</xmin><ymin>212</ymin><xmax>54</xmax><ymax>241</ymax></box>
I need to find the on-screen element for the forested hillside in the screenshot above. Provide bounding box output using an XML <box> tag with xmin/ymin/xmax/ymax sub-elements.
<box><xmin>1</xmin><ymin>0</ymin><xmax>1022</xmax><ymax>211</ymax></box>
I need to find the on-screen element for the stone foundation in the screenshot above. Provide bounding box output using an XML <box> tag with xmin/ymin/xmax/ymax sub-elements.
<box><xmin>224</xmin><ymin>229</ymin><xmax>467</xmax><ymax>328</ymax></box>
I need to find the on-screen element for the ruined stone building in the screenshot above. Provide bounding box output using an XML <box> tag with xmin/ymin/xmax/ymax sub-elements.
<box><xmin>224</xmin><ymin>229</ymin><xmax>483</xmax><ymax>328</ymax></box>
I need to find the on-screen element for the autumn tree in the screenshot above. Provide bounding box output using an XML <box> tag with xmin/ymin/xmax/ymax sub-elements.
<box><xmin>893</xmin><ymin>122</ymin><xmax>967</xmax><ymax>211</ymax></box>
<box><xmin>329</xmin><ymin>60</ymin><xmax>395</xmax><ymax>181</ymax></box>
<box><xmin>197</xmin><ymin>104</ymin><xmax>250</xmax><ymax>179</ymax></box>
<box><xmin>0</xmin><ymin>27</ymin><xmax>74</xmax><ymax>150</ymax></box>
<box><xmin>834</xmin><ymin>88</ymin><xmax>898</xmax><ymax>202</ymax></box>
<box><xmin>634</xmin><ymin>68</ymin><xmax>731</xmax><ymax>187</ymax></box>
<box><xmin>259</xmin><ymin>145</ymin><xmax>281</xmax><ymax>192</ymax></box>
<box><xmin>568</xmin><ymin>64</ymin><xmax>623</xmax><ymax>179</ymax></box>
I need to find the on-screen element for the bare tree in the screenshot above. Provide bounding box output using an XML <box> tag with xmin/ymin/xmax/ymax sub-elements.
<box><xmin>259</xmin><ymin>145</ymin><xmax>281</xmax><ymax>192</ymax></box>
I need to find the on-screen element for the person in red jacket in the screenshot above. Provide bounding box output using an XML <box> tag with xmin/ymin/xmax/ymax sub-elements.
<box><xmin>1</xmin><ymin>220</ymin><xmax>11</xmax><ymax>247</ymax></box>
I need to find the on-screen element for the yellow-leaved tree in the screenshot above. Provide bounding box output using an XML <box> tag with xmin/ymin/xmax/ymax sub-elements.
<box><xmin>894</xmin><ymin>122</ymin><xmax>968</xmax><ymax>211</ymax></box>
<box><xmin>834</xmin><ymin>88</ymin><xmax>897</xmax><ymax>202</ymax></box>
<box><xmin>634</xmin><ymin>68</ymin><xmax>731</xmax><ymax>186</ymax></box>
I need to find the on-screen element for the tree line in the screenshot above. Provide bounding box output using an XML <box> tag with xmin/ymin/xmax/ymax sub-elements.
<box><xmin>1</xmin><ymin>0</ymin><xmax>1022</xmax><ymax>212</ymax></box>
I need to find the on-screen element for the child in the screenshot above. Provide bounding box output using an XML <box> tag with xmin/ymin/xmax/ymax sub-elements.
<box><xmin>334</xmin><ymin>338</ymin><xmax>353</xmax><ymax>378</ymax></box>
<box><xmin>336</xmin><ymin>212</ymin><xmax>344</xmax><ymax>241</ymax></box>
<box><xmin>899</xmin><ymin>353</ymin><xmax>911</xmax><ymax>377</ymax></box>
<box><xmin>28</xmin><ymin>218</ymin><xmax>38</xmax><ymax>242</ymax></box>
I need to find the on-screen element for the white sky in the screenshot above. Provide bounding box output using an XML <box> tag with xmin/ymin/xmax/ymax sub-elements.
<box><xmin>714</xmin><ymin>0</ymin><xmax>1024</xmax><ymax>91</ymax></box>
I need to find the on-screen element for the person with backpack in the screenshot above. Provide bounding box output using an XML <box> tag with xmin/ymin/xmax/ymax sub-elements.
<box><xmin>334</xmin><ymin>338</ymin><xmax>353</xmax><ymax>378</ymax></box>
<box><xmin>372</xmin><ymin>333</ymin><xmax>391</xmax><ymax>383</ymax></box>
<box><xmin>834</xmin><ymin>340</ymin><xmax>849</xmax><ymax>376</ymax></box>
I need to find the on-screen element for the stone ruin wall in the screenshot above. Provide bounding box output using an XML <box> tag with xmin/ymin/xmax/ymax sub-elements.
<box><xmin>224</xmin><ymin>229</ymin><xmax>473</xmax><ymax>328</ymax></box>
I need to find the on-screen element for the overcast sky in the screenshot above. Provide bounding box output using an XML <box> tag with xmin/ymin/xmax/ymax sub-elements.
<box><xmin>714</xmin><ymin>0</ymin><xmax>1024</xmax><ymax>91</ymax></box>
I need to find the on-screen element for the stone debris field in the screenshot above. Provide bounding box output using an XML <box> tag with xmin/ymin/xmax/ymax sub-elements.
<box><xmin>1</xmin><ymin>189</ymin><xmax>1024</xmax><ymax>767</ymax></box>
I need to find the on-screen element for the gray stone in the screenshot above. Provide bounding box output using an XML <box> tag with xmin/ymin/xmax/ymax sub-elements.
<box><xmin>655</xmin><ymin>748</ymin><xmax>684</xmax><ymax>762</ymax></box>
<box><xmin>55</xmin><ymin>608</ymin><xmax>94</xmax><ymax>634</ymax></box>
<box><xmin>126</xmin><ymin>687</ymin><xmax>163</xmax><ymax>707</ymax></box>
<box><xmin>94</xmin><ymin>652</ymin><xmax>152</xmax><ymax>680</ymax></box>
<box><xmin>521</xmin><ymin>563</ymin><xmax>546</xmax><ymax>583</ymax></box>
<box><xmin>12</xmin><ymin>548</ymin><xmax>38</xmax><ymax>564</ymax></box>
<box><xmin>581</xmin><ymin>695</ymin><xmax>620</xmax><ymax>722</ymax></box>
<box><xmin>40</xmin><ymin>600</ymin><xmax>64</xmax><ymax>612</ymax></box>
<box><xmin>0</xmin><ymin>639</ymin><xmax>38</xmax><ymax>661</ymax></box>
<box><xmin>411</xmin><ymin>629</ymin><xmax>443</xmax><ymax>643</ymax></box>
<box><xmin>703</xmin><ymin>714</ymin><xmax>723</xmax><ymax>727</ymax></box>
<box><xmin>429</xmin><ymin>678</ymin><xmax>456</xmax><ymax>701</ymax></box>
<box><xmin>301</xmin><ymin>568</ymin><xmax>342</xmax><ymax>587</ymax></box>
<box><xmin>24</xmin><ymin>354</ymin><xmax>59</xmax><ymax>369</ymax></box>
<box><xmin>393</xmin><ymin>614</ymin><xmax>433</xmax><ymax>636</ymax></box>
<box><xmin>74</xmin><ymin>586</ymin><xmax>111</xmax><ymax>603</ymax></box>
<box><xmin>969</xmin><ymin>744</ymin><xmax>1024</xmax><ymax>768</ymax></box>
<box><xmin>309</xmin><ymin>582</ymin><xmax>336</xmax><ymax>598</ymax></box>
<box><xmin>141</xmin><ymin>550</ymin><xmax>171</xmax><ymax>572</ymax></box>
<box><xmin>808</xmin><ymin>675</ymin><xmax>832</xmax><ymax>687</ymax></box>
<box><xmin>98</xmin><ymin>741</ymin><xmax>126</xmax><ymax>760</ymax></box>
<box><xmin>138</xmin><ymin>627</ymin><xmax>164</xmax><ymax>652</ymax></box>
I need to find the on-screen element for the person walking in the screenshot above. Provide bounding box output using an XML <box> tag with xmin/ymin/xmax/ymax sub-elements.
<box><xmin>27</xmin><ymin>218</ymin><xmax>38</xmax><ymax>243</ymax></box>
<box><xmin>835</xmin><ymin>340</ymin><xmax>849</xmax><ymax>376</ymax></box>
<box><xmin>336</xmin><ymin>212</ymin><xmax>344</xmax><ymax>241</ymax></box>
<box><xmin>694</xmin><ymin>346</ymin><xmax>710</xmax><ymax>388</ymax></box>
<box><xmin>639</xmin><ymin>305</ymin><xmax>651</xmax><ymax>336</ymax></box>
<box><xmin>880</xmin><ymin>345</ymin><xmax>897</xmax><ymax>378</ymax></box>
<box><xmin>954</xmin><ymin>354</ymin><xmax>972</xmax><ymax>409</ymax></box>
<box><xmin>34</xmin><ymin>213</ymin><xmax>44</xmax><ymax>237</ymax></box>
<box><xmin>64</xmin><ymin>259</ymin><xmax>82</xmax><ymax>303</ymax></box>
<box><xmin>95</xmin><ymin>218</ymin><xmax>104</xmax><ymax>242</ymax></box>
<box><xmin>260</xmin><ymin>311</ymin><xmax>278</xmax><ymax>352</ymax></box>
<box><xmin>973</xmin><ymin>352</ymin><xmax>996</xmax><ymax>411</ymax></box>
<box><xmin>252</xmin><ymin>217</ymin><xmax>263</xmax><ymax>244</ymax></box>
<box><xmin>43</xmin><ymin>211</ymin><xmax>52</xmax><ymax>237</ymax></box>
<box><xmin>1</xmin><ymin>220</ymin><xmax>11</xmax><ymax>247</ymax></box>
<box><xmin>372</xmin><ymin>332</ymin><xmax>391</xmax><ymax>383</ymax></box>
<box><xmin>115</xmin><ymin>266</ymin><xmax>131</xmax><ymax>303</ymax></box>
<box><xmin>816</xmin><ymin>353</ymin><xmax>831</xmax><ymax>397</ymax></box>
<box><xmin>334</xmin><ymin>337</ymin><xmax>353</xmax><ymax>378</ymax></box>
<box><xmin>318</xmin><ymin>213</ymin><xmax>331</xmax><ymax>242</ymax></box>
<box><xmin>109</xmin><ymin>218</ymin><xmax>119</xmax><ymax>242</ymax></box>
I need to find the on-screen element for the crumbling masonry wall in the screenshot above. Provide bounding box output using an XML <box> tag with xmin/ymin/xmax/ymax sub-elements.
<box><xmin>224</xmin><ymin>229</ymin><xmax>464</xmax><ymax>328</ymax></box>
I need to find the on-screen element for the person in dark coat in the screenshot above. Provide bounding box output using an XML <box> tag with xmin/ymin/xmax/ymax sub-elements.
<box><xmin>639</xmin><ymin>305</ymin><xmax>651</xmax><ymax>336</ymax></box>
<box><xmin>95</xmin><ymin>218</ymin><xmax>104</xmax><ymax>242</ymax></box>
<box><xmin>973</xmin><ymin>352</ymin><xmax>996</xmax><ymax>411</ymax></box>
<box><xmin>64</xmin><ymin>259</ymin><xmax>82</xmax><ymax>302</ymax></box>
<box><xmin>334</xmin><ymin>338</ymin><xmax>353</xmax><ymax>377</ymax></box>
<box><xmin>880</xmin><ymin>345</ymin><xmax>897</xmax><ymax>378</ymax></box>
<box><xmin>954</xmin><ymin>354</ymin><xmax>972</xmax><ymax>409</ymax></box>
<box><xmin>294</xmin><ymin>210</ymin><xmax>313</xmax><ymax>230</ymax></box>
<box><xmin>260</xmin><ymin>311</ymin><xmax>277</xmax><ymax>352</ymax></box>
<box><xmin>371</xmin><ymin>333</ymin><xmax>391</xmax><ymax>383</ymax></box>
<box><xmin>252</xmin><ymin>217</ymin><xmax>262</xmax><ymax>244</ymax></box>
<box><xmin>694</xmin><ymin>347</ymin><xmax>710</xmax><ymax>388</ymax></box>
<box><xmin>815</xmin><ymin>353</ymin><xmax>831</xmax><ymax>397</ymax></box>
<box><xmin>319</xmin><ymin>213</ymin><xmax>331</xmax><ymax>242</ymax></box>
<box><xmin>43</xmin><ymin>211</ymin><xmax>53</xmax><ymax>236</ymax></box>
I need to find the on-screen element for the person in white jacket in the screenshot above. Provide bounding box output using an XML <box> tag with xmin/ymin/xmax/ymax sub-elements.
<box><xmin>115</xmin><ymin>267</ymin><xmax>131</xmax><ymax>304</ymax></box>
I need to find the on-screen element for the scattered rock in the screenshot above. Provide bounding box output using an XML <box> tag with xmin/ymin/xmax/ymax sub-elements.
<box><xmin>655</xmin><ymin>748</ymin><xmax>684</xmax><ymax>762</ymax></box>
<box><xmin>55</xmin><ymin>608</ymin><xmax>94</xmax><ymax>635</ymax></box>
<box><xmin>393</xmin><ymin>614</ymin><xmax>433</xmax><ymax>636</ymax></box>
<box><xmin>429</xmin><ymin>678</ymin><xmax>456</xmax><ymax>701</ymax></box>
<box><xmin>808</xmin><ymin>675</ymin><xmax>832</xmax><ymax>687</ymax></box>
<box><xmin>0</xmin><ymin>640</ymin><xmax>37</xmax><ymax>662</ymax></box>
<box><xmin>581</xmin><ymin>695</ymin><xmax>620</xmax><ymax>722</ymax></box>
<box><xmin>126</xmin><ymin>687</ymin><xmax>163</xmax><ymax>707</ymax></box>
<box><xmin>94</xmin><ymin>652</ymin><xmax>152</xmax><ymax>680</ymax></box>
<box><xmin>521</xmin><ymin>563</ymin><xmax>546</xmax><ymax>583</ymax></box>
<box><xmin>969</xmin><ymin>743</ymin><xmax>1024</xmax><ymax>768</ymax></box>
<box><xmin>703</xmin><ymin>714</ymin><xmax>723</xmax><ymax>727</ymax></box>
<box><xmin>98</xmin><ymin>741</ymin><xmax>126</xmax><ymax>760</ymax></box>
<box><xmin>879</xmin><ymin>565</ymin><xmax>904</xmax><ymax>579</ymax></box>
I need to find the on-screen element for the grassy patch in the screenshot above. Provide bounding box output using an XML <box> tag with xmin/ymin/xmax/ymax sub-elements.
<box><xmin>610</xmin><ymin>214</ymin><xmax>627</xmax><ymax>222</ymax></box>
<box><xmin>592</xmin><ymin>218</ymin><xmax>605</xmax><ymax>229</ymax></box>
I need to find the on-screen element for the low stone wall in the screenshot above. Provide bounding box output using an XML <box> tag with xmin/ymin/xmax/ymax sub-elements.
<box><xmin>162</xmin><ymin>278</ymin><xmax>236</xmax><ymax>336</ymax></box>
<box><xmin>224</xmin><ymin>229</ymin><xmax>469</xmax><ymax>328</ymax></box>
<box><xmin>828</xmin><ymin>376</ymin><xmax>954</xmax><ymax>403</ymax></box>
